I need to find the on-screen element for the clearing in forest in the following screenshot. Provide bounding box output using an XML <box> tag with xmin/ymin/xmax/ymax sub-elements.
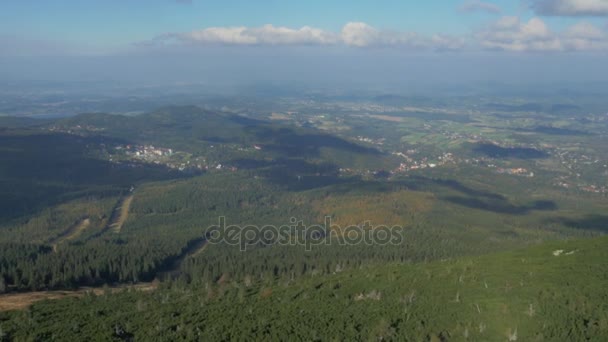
<box><xmin>49</xmin><ymin>218</ymin><xmax>91</xmax><ymax>252</ymax></box>
<box><xmin>109</xmin><ymin>195</ymin><xmax>134</xmax><ymax>233</ymax></box>
<box><xmin>0</xmin><ymin>282</ymin><xmax>158</xmax><ymax>312</ymax></box>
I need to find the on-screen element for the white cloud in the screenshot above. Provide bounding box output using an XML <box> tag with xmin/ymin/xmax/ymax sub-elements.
<box><xmin>340</xmin><ymin>22</ymin><xmax>427</xmax><ymax>48</ymax></box>
<box><xmin>459</xmin><ymin>1</ymin><xmax>502</xmax><ymax>14</ymax></box>
<box><xmin>564</xmin><ymin>21</ymin><xmax>605</xmax><ymax>38</ymax></box>
<box><xmin>153</xmin><ymin>22</ymin><xmax>464</xmax><ymax>51</ymax></box>
<box><xmin>176</xmin><ymin>24</ymin><xmax>339</xmax><ymax>45</ymax></box>
<box><xmin>476</xmin><ymin>17</ymin><xmax>561</xmax><ymax>51</ymax></box>
<box><xmin>531</xmin><ymin>0</ymin><xmax>608</xmax><ymax>16</ymax></box>
<box><xmin>340</xmin><ymin>22</ymin><xmax>380</xmax><ymax>47</ymax></box>
<box><xmin>562</xmin><ymin>21</ymin><xmax>608</xmax><ymax>49</ymax></box>
<box><xmin>476</xmin><ymin>16</ymin><xmax>608</xmax><ymax>51</ymax></box>
<box><xmin>141</xmin><ymin>20</ymin><xmax>608</xmax><ymax>52</ymax></box>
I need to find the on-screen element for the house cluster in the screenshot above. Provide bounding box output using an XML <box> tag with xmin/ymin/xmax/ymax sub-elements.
<box><xmin>120</xmin><ymin>145</ymin><xmax>174</xmax><ymax>160</ymax></box>
<box><xmin>495</xmin><ymin>167</ymin><xmax>534</xmax><ymax>177</ymax></box>
<box><xmin>392</xmin><ymin>151</ymin><xmax>455</xmax><ymax>173</ymax></box>
<box><xmin>581</xmin><ymin>185</ymin><xmax>607</xmax><ymax>194</ymax></box>
<box><xmin>356</xmin><ymin>136</ymin><xmax>385</xmax><ymax>146</ymax></box>
<box><xmin>111</xmin><ymin>144</ymin><xmax>204</xmax><ymax>173</ymax></box>
<box><xmin>211</xmin><ymin>164</ymin><xmax>238</xmax><ymax>172</ymax></box>
<box><xmin>556</xmin><ymin>181</ymin><xmax>606</xmax><ymax>194</ymax></box>
<box><xmin>553</xmin><ymin>148</ymin><xmax>607</xmax><ymax>193</ymax></box>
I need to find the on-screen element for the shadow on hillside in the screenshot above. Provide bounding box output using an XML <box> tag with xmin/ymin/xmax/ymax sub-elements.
<box><xmin>230</xmin><ymin>158</ymin><xmax>348</xmax><ymax>191</ymax></box>
<box><xmin>0</xmin><ymin>132</ymin><xmax>188</xmax><ymax>222</ymax></box>
<box><xmin>473</xmin><ymin>143</ymin><xmax>548</xmax><ymax>159</ymax></box>
<box><xmin>550</xmin><ymin>215</ymin><xmax>608</xmax><ymax>233</ymax></box>
<box><xmin>249</xmin><ymin>126</ymin><xmax>381</xmax><ymax>158</ymax></box>
<box><xmin>318</xmin><ymin>176</ymin><xmax>557</xmax><ymax>215</ymax></box>
<box><xmin>228</xmin><ymin>115</ymin><xmax>268</xmax><ymax>126</ymax></box>
<box><xmin>443</xmin><ymin>196</ymin><xmax>557</xmax><ymax>215</ymax></box>
<box><xmin>309</xmin><ymin>176</ymin><xmax>509</xmax><ymax>199</ymax></box>
<box><xmin>199</xmin><ymin>115</ymin><xmax>269</xmax><ymax>143</ymax></box>
<box><xmin>409</xmin><ymin>176</ymin><xmax>506</xmax><ymax>200</ymax></box>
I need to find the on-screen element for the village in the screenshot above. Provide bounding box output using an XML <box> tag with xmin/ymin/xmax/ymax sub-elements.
<box><xmin>49</xmin><ymin>119</ymin><xmax>605</xmax><ymax>195</ymax></box>
<box><xmin>106</xmin><ymin>144</ymin><xmax>208</xmax><ymax>173</ymax></box>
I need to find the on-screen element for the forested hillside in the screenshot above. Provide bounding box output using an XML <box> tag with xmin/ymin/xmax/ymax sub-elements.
<box><xmin>1</xmin><ymin>236</ymin><xmax>606</xmax><ymax>341</ymax></box>
<box><xmin>1</xmin><ymin>106</ymin><xmax>607</xmax><ymax>341</ymax></box>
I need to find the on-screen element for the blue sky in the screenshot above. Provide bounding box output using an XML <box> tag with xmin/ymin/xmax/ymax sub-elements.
<box><xmin>1</xmin><ymin>1</ymin><xmax>607</xmax><ymax>84</ymax></box>
<box><xmin>2</xmin><ymin>0</ymin><xmax>520</xmax><ymax>38</ymax></box>
<box><xmin>1</xmin><ymin>0</ymin><xmax>607</xmax><ymax>53</ymax></box>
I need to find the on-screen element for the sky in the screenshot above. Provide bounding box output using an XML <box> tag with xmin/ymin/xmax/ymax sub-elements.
<box><xmin>1</xmin><ymin>0</ymin><xmax>608</xmax><ymax>85</ymax></box>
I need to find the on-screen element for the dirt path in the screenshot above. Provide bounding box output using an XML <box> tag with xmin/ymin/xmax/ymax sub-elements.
<box><xmin>190</xmin><ymin>241</ymin><xmax>208</xmax><ymax>257</ymax></box>
<box><xmin>49</xmin><ymin>218</ymin><xmax>91</xmax><ymax>252</ymax></box>
<box><xmin>0</xmin><ymin>282</ymin><xmax>158</xmax><ymax>312</ymax></box>
<box><xmin>157</xmin><ymin>238</ymin><xmax>208</xmax><ymax>280</ymax></box>
<box><xmin>109</xmin><ymin>195</ymin><xmax>133</xmax><ymax>233</ymax></box>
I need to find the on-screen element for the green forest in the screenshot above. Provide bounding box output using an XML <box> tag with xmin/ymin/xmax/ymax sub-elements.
<box><xmin>2</xmin><ymin>236</ymin><xmax>607</xmax><ymax>341</ymax></box>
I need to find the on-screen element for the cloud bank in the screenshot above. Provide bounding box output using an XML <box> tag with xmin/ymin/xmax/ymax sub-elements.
<box><xmin>142</xmin><ymin>20</ymin><xmax>608</xmax><ymax>53</ymax></box>
<box><xmin>179</xmin><ymin>25</ymin><xmax>339</xmax><ymax>45</ymax></box>
<box><xmin>530</xmin><ymin>0</ymin><xmax>608</xmax><ymax>16</ymax></box>
<box><xmin>476</xmin><ymin>16</ymin><xmax>608</xmax><ymax>51</ymax></box>
<box><xmin>148</xmin><ymin>22</ymin><xmax>465</xmax><ymax>51</ymax></box>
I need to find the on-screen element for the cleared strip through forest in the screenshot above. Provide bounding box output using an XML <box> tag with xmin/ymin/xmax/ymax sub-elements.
<box><xmin>109</xmin><ymin>195</ymin><xmax>134</xmax><ymax>233</ymax></box>
<box><xmin>48</xmin><ymin>218</ymin><xmax>91</xmax><ymax>252</ymax></box>
<box><xmin>84</xmin><ymin>194</ymin><xmax>133</xmax><ymax>241</ymax></box>
<box><xmin>0</xmin><ymin>283</ymin><xmax>157</xmax><ymax>312</ymax></box>
<box><xmin>157</xmin><ymin>238</ymin><xmax>208</xmax><ymax>280</ymax></box>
